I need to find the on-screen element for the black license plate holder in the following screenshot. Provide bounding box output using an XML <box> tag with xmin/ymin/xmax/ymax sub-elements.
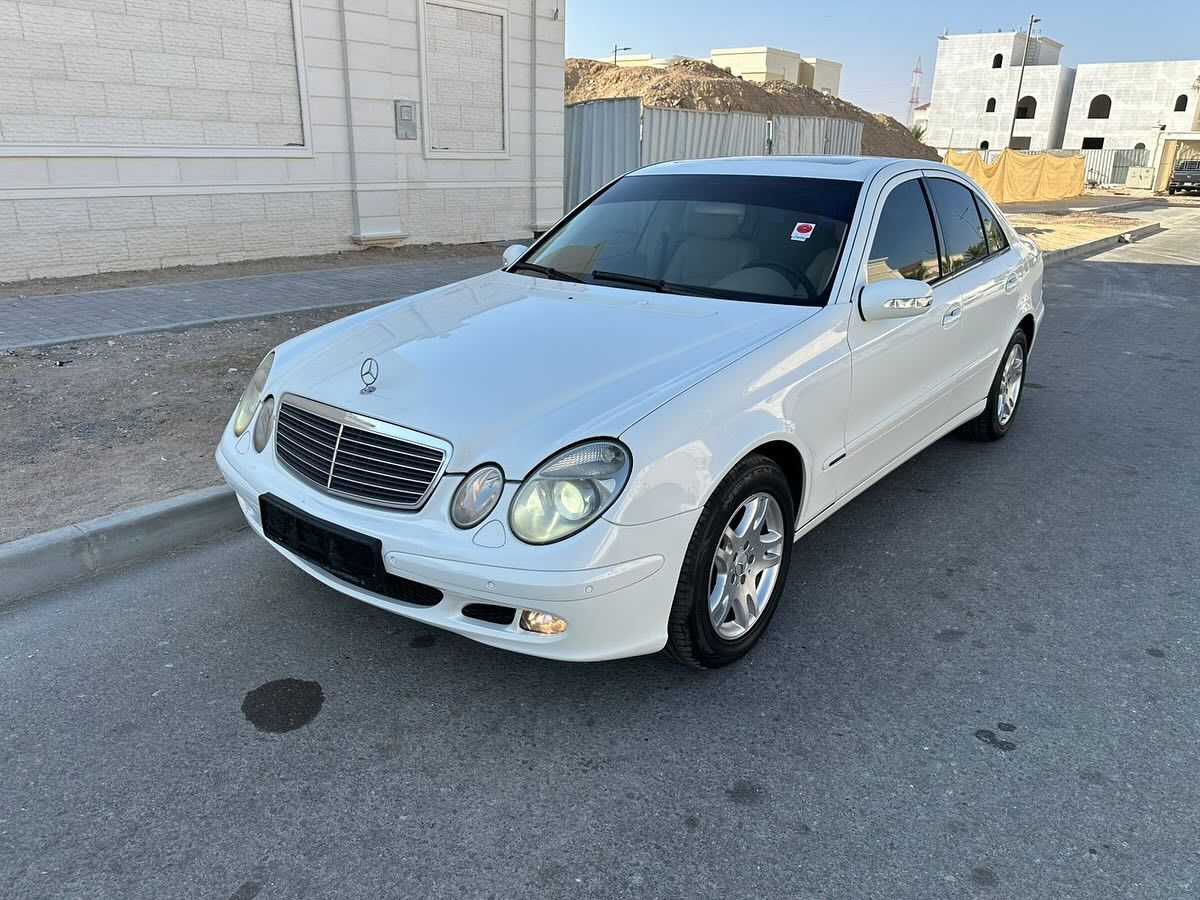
<box><xmin>259</xmin><ymin>493</ymin><xmax>385</xmax><ymax>592</ymax></box>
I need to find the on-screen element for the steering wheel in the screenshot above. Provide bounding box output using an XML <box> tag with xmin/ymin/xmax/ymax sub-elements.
<box><xmin>742</xmin><ymin>259</ymin><xmax>819</xmax><ymax>301</ymax></box>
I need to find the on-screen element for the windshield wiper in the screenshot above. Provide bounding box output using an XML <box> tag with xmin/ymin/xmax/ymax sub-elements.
<box><xmin>589</xmin><ymin>270</ymin><xmax>728</xmax><ymax>298</ymax></box>
<box><xmin>508</xmin><ymin>261</ymin><xmax>584</xmax><ymax>283</ymax></box>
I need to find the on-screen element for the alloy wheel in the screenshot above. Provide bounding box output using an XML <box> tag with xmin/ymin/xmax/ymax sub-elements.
<box><xmin>707</xmin><ymin>492</ymin><xmax>786</xmax><ymax>640</ymax></box>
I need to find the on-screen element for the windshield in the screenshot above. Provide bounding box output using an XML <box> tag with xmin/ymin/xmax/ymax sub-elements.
<box><xmin>516</xmin><ymin>173</ymin><xmax>861</xmax><ymax>306</ymax></box>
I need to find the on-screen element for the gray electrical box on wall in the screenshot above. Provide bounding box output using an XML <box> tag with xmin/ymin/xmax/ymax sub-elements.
<box><xmin>394</xmin><ymin>100</ymin><xmax>417</xmax><ymax>140</ymax></box>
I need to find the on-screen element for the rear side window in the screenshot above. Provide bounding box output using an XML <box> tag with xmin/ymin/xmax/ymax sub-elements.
<box><xmin>866</xmin><ymin>179</ymin><xmax>941</xmax><ymax>284</ymax></box>
<box><xmin>974</xmin><ymin>194</ymin><xmax>1010</xmax><ymax>254</ymax></box>
<box><xmin>926</xmin><ymin>178</ymin><xmax>989</xmax><ymax>274</ymax></box>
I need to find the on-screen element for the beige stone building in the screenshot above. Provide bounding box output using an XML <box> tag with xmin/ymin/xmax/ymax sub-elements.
<box><xmin>0</xmin><ymin>0</ymin><xmax>566</xmax><ymax>283</ymax></box>
<box><xmin>612</xmin><ymin>46</ymin><xmax>842</xmax><ymax>97</ymax></box>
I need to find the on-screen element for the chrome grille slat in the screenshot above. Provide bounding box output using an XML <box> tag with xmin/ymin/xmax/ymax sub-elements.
<box><xmin>276</xmin><ymin>417</ymin><xmax>339</xmax><ymax>451</ymax></box>
<box><xmin>331</xmin><ymin>443</ymin><xmax>442</xmax><ymax>474</ymax></box>
<box><xmin>334</xmin><ymin>426</ymin><xmax>444</xmax><ymax>456</ymax></box>
<box><xmin>330</xmin><ymin>456</ymin><xmax>434</xmax><ymax>487</ymax></box>
<box><xmin>276</xmin><ymin>431</ymin><xmax>336</xmax><ymax>471</ymax></box>
<box><xmin>274</xmin><ymin>395</ymin><xmax>448</xmax><ymax>510</ymax></box>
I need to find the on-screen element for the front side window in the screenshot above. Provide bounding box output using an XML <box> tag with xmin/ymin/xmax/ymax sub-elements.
<box><xmin>517</xmin><ymin>174</ymin><xmax>862</xmax><ymax>307</ymax></box>
<box><xmin>926</xmin><ymin>178</ymin><xmax>988</xmax><ymax>274</ymax></box>
<box><xmin>866</xmin><ymin>179</ymin><xmax>941</xmax><ymax>284</ymax></box>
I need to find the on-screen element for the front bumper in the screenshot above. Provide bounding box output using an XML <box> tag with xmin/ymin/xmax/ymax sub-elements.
<box><xmin>216</xmin><ymin>425</ymin><xmax>700</xmax><ymax>662</ymax></box>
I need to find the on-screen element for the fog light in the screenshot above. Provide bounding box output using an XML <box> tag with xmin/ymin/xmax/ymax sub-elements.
<box><xmin>519</xmin><ymin>610</ymin><xmax>567</xmax><ymax>635</ymax></box>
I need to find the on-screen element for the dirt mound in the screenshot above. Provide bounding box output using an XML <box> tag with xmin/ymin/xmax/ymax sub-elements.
<box><xmin>565</xmin><ymin>58</ymin><xmax>939</xmax><ymax>161</ymax></box>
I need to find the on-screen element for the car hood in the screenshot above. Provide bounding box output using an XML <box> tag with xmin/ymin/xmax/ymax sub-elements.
<box><xmin>272</xmin><ymin>270</ymin><xmax>814</xmax><ymax>476</ymax></box>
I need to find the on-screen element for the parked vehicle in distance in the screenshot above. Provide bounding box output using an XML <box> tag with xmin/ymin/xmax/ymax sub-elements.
<box><xmin>217</xmin><ymin>156</ymin><xmax>1044</xmax><ymax>668</ymax></box>
<box><xmin>1168</xmin><ymin>159</ymin><xmax>1200</xmax><ymax>195</ymax></box>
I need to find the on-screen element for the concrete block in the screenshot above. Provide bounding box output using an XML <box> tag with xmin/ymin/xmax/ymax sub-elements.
<box><xmin>153</xmin><ymin>194</ymin><xmax>214</xmax><ymax>226</ymax></box>
<box><xmin>194</xmin><ymin>57</ymin><xmax>252</xmax><ymax>91</ymax></box>
<box><xmin>92</xmin><ymin>13</ymin><xmax>163</xmax><ymax>51</ymax></box>
<box><xmin>15</xmin><ymin>198</ymin><xmax>89</xmax><ymax>230</ymax></box>
<box><xmin>18</xmin><ymin>4</ymin><xmax>96</xmax><ymax>44</ymax></box>
<box><xmin>133</xmin><ymin>51</ymin><xmax>198</xmax><ymax>88</ymax></box>
<box><xmin>0</xmin><ymin>77</ymin><xmax>36</xmax><ymax>113</ymax></box>
<box><xmin>0</xmin><ymin>113</ymin><xmax>77</xmax><ymax>142</ymax></box>
<box><xmin>105</xmin><ymin>83</ymin><xmax>171</xmax><ymax>117</ymax></box>
<box><xmin>76</xmin><ymin>116</ymin><xmax>145</xmax><ymax>143</ymax></box>
<box><xmin>142</xmin><ymin>118</ymin><xmax>206</xmax><ymax>144</ymax></box>
<box><xmin>210</xmin><ymin>192</ymin><xmax>266</xmax><ymax>222</ymax></box>
<box><xmin>64</xmin><ymin>46</ymin><xmax>135</xmax><ymax>82</ymax></box>
<box><xmin>87</xmin><ymin>196</ymin><xmax>156</xmax><ymax>230</ymax></box>
<box><xmin>0</xmin><ymin>39</ymin><xmax>66</xmax><ymax>78</ymax></box>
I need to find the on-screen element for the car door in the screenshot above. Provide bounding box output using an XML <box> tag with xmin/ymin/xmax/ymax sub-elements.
<box><xmin>923</xmin><ymin>175</ymin><xmax>1020</xmax><ymax>416</ymax></box>
<box><xmin>842</xmin><ymin>173</ymin><xmax>962</xmax><ymax>495</ymax></box>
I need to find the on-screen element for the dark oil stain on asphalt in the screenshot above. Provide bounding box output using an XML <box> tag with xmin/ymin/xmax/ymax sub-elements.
<box><xmin>725</xmin><ymin>780</ymin><xmax>767</xmax><ymax>806</ymax></box>
<box><xmin>1146</xmin><ymin>647</ymin><xmax>1166</xmax><ymax>658</ymax></box>
<box><xmin>228</xmin><ymin>880</ymin><xmax>263</xmax><ymax>900</ymax></box>
<box><xmin>410</xmin><ymin>633</ymin><xmax>438</xmax><ymax>649</ymax></box>
<box><xmin>1079</xmin><ymin>769</ymin><xmax>1106</xmax><ymax>786</ymax></box>
<box><xmin>1014</xmin><ymin>622</ymin><xmax>1037</xmax><ymax>635</ymax></box>
<box><xmin>974</xmin><ymin>729</ymin><xmax>1016</xmax><ymax>752</ymax></box>
<box><xmin>241</xmin><ymin>679</ymin><xmax>324</xmax><ymax>733</ymax></box>
<box><xmin>684</xmin><ymin>814</ymin><xmax>700</xmax><ymax>831</ymax></box>
<box><xmin>935</xmin><ymin>627</ymin><xmax>967</xmax><ymax>643</ymax></box>
<box><xmin>997</xmin><ymin>722</ymin><xmax>1016</xmax><ymax>733</ymax></box>
<box><xmin>970</xmin><ymin>866</ymin><xmax>1000</xmax><ymax>887</ymax></box>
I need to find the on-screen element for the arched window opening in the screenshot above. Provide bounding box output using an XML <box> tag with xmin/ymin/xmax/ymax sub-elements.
<box><xmin>1175</xmin><ymin>94</ymin><xmax>1189</xmax><ymax>113</ymax></box>
<box><xmin>985</xmin><ymin>97</ymin><xmax>996</xmax><ymax>113</ymax></box>
<box><xmin>980</xmin><ymin>140</ymin><xmax>990</xmax><ymax>150</ymax></box>
<box><xmin>1088</xmin><ymin>95</ymin><xmax>1112</xmax><ymax>119</ymax></box>
<box><xmin>1015</xmin><ymin>96</ymin><xmax>1037</xmax><ymax>119</ymax></box>
<box><xmin>1134</xmin><ymin>142</ymin><xmax>1146</xmax><ymax>150</ymax></box>
<box><xmin>992</xmin><ymin>53</ymin><xmax>1003</xmax><ymax>68</ymax></box>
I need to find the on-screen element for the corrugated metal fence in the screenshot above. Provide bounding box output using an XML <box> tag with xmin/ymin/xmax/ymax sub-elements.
<box><xmin>771</xmin><ymin>116</ymin><xmax>863</xmax><ymax>156</ymax></box>
<box><xmin>563</xmin><ymin>99</ymin><xmax>863</xmax><ymax>209</ymax></box>
<box><xmin>1083</xmin><ymin>148</ymin><xmax>1149</xmax><ymax>187</ymax></box>
<box><xmin>641</xmin><ymin>108</ymin><xmax>768</xmax><ymax>164</ymax></box>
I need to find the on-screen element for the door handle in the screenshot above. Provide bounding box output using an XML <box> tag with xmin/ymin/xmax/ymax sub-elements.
<box><xmin>942</xmin><ymin>303</ymin><xmax>962</xmax><ymax>328</ymax></box>
<box><xmin>1005</xmin><ymin>272</ymin><xmax>1020</xmax><ymax>292</ymax></box>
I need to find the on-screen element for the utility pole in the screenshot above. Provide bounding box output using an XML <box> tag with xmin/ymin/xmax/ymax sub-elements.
<box><xmin>1007</xmin><ymin>14</ymin><xmax>1040</xmax><ymax>149</ymax></box>
<box><xmin>611</xmin><ymin>44</ymin><xmax>631</xmax><ymax>65</ymax></box>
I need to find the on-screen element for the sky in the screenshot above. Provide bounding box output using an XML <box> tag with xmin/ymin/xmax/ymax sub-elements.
<box><xmin>565</xmin><ymin>0</ymin><xmax>1199</xmax><ymax>122</ymax></box>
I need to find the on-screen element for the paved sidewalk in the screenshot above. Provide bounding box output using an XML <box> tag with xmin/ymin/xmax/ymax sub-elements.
<box><xmin>0</xmin><ymin>255</ymin><xmax>497</xmax><ymax>351</ymax></box>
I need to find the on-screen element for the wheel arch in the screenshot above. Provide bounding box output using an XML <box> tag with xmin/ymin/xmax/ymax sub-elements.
<box><xmin>1017</xmin><ymin>312</ymin><xmax>1035</xmax><ymax>349</ymax></box>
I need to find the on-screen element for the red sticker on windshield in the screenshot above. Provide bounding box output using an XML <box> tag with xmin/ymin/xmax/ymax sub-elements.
<box><xmin>791</xmin><ymin>222</ymin><xmax>815</xmax><ymax>242</ymax></box>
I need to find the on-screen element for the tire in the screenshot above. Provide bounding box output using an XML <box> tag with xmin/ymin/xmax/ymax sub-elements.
<box><xmin>664</xmin><ymin>454</ymin><xmax>795</xmax><ymax>668</ymax></box>
<box><xmin>960</xmin><ymin>329</ymin><xmax>1029</xmax><ymax>442</ymax></box>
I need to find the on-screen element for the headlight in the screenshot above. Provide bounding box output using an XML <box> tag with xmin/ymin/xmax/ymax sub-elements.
<box><xmin>509</xmin><ymin>440</ymin><xmax>630</xmax><ymax>544</ymax></box>
<box><xmin>450</xmin><ymin>464</ymin><xmax>504</xmax><ymax>529</ymax></box>
<box><xmin>252</xmin><ymin>395</ymin><xmax>275</xmax><ymax>453</ymax></box>
<box><xmin>231</xmin><ymin>352</ymin><xmax>274</xmax><ymax>437</ymax></box>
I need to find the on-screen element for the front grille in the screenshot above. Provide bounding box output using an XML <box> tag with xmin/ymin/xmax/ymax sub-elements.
<box><xmin>274</xmin><ymin>395</ymin><xmax>448</xmax><ymax>510</ymax></box>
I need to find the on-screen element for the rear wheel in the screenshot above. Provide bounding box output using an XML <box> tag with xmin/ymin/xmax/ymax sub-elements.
<box><xmin>960</xmin><ymin>329</ymin><xmax>1028</xmax><ymax>442</ymax></box>
<box><xmin>665</xmin><ymin>455</ymin><xmax>795</xmax><ymax>668</ymax></box>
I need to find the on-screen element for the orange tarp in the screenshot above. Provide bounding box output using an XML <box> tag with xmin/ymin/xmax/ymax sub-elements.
<box><xmin>942</xmin><ymin>148</ymin><xmax>1085</xmax><ymax>204</ymax></box>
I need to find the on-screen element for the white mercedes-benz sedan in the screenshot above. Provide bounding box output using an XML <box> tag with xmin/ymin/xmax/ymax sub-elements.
<box><xmin>216</xmin><ymin>156</ymin><xmax>1043</xmax><ymax>667</ymax></box>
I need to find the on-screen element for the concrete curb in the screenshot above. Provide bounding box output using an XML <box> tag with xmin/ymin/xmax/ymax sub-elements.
<box><xmin>0</xmin><ymin>485</ymin><xmax>243</xmax><ymax>608</ymax></box>
<box><xmin>1042</xmin><ymin>221</ymin><xmax>1163</xmax><ymax>267</ymax></box>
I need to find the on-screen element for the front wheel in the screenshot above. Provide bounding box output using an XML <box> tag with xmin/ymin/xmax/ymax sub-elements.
<box><xmin>664</xmin><ymin>455</ymin><xmax>795</xmax><ymax>668</ymax></box>
<box><xmin>960</xmin><ymin>329</ymin><xmax>1028</xmax><ymax>442</ymax></box>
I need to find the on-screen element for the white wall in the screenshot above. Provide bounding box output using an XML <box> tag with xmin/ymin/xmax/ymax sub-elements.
<box><xmin>1061</xmin><ymin>61</ymin><xmax>1200</xmax><ymax>149</ymax></box>
<box><xmin>0</xmin><ymin>0</ymin><xmax>565</xmax><ymax>284</ymax></box>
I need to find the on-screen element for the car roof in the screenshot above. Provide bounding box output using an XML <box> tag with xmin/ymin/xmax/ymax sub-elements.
<box><xmin>630</xmin><ymin>155</ymin><xmax>951</xmax><ymax>183</ymax></box>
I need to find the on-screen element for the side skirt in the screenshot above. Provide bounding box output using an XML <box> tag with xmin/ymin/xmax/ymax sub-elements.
<box><xmin>793</xmin><ymin>399</ymin><xmax>987</xmax><ymax>542</ymax></box>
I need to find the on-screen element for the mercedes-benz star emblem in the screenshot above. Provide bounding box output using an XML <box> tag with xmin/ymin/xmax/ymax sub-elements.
<box><xmin>359</xmin><ymin>357</ymin><xmax>379</xmax><ymax>394</ymax></box>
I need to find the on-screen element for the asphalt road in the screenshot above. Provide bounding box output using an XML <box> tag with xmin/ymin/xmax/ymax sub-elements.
<box><xmin>3</xmin><ymin>213</ymin><xmax>1198</xmax><ymax>899</ymax></box>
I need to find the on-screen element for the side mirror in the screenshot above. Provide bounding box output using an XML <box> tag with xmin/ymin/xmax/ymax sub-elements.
<box><xmin>859</xmin><ymin>279</ymin><xmax>933</xmax><ymax>321</ymax></box>
<box><xmin>502</xmin><ymin>244</ymin><xmax>528</xmax><ymax>268</ymax></box>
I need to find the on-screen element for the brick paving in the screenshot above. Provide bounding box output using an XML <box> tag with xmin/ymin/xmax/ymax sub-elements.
<box><xmin>0</xmin><ymin>256</ymin><xmax>497</xmax><ymax>350</ymax></box>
